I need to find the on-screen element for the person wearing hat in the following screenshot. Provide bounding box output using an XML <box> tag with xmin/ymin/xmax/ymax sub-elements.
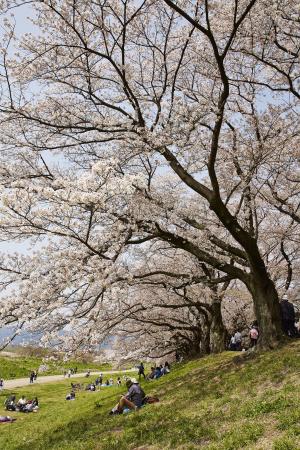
<box><xmin>280</xmin><ymin>294</ymin><xmax>296</xmax><ymax>337</ymax></box>
<box><xmin>110</xmin><ymin>378</ymin><xmax>146</xmax><ymax>415</ymax></box>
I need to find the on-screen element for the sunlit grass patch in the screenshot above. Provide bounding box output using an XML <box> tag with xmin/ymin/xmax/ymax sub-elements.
<box><xmin>0</xmin><ymin>341</ymin><xmax>299</xmax><ymax>449</ymax></box>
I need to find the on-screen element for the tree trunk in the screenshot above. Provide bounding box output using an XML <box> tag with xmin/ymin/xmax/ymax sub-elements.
<box><xmin>200</xmin><ymin>326</ymin><xmax>211</xmax><ymax>356</ymax></box>
<box><xmin>182</xmin><ymin>340</ymin><xmax>201</xmax><ymax>359</ymax></box>
<box><xmin>209</xmin><ymin>300</ymin><xmax>228</xmax><ymax>353</ymax></box>
<box><xmin>209</xmin><ymin>196</ymin><xmax>283</xmax><ymax>348</ymax></box>
<box><xmin>248</xmin><ymin>273</ymin><xmax>282</xmax><ymax>348</ymax></box>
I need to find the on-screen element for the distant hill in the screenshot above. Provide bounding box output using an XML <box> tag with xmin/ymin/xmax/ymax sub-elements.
<box><xmin>0</xmin><ymin>326</ymin><xmax>41</xmax><ymax>346</ymax></box>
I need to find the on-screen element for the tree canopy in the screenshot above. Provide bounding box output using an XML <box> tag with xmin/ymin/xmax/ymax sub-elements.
<box><xmin>0</xmin><ymin>0</ymin><xmax>299</xmax><ymax>355</ymax></box>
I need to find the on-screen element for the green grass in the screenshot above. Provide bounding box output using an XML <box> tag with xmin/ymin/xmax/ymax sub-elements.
<box><xmin>0</xmin><ymin>355</ymin><xmax>112</xmax><ymax>379</ymax></box>
<box><xmin>0</xmin><ymin>341</ymin><xmax>299</xmax><ymax>449</ymax></box>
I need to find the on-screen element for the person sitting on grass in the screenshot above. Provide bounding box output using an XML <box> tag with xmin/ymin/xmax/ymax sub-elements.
<box><xmin>0</xmin><ymin>415</ymin><xmax>16</xmax><ymax>423</ymax></box>
<box><xmin>164</xmin><ymin>362</ymin><xmax>171</xmax><ymax>373</ymax></box>
<box><xmin>154</xmin><ymin>366</ymin><xmax>162</xmax><ymax>379</ymax></box>
<box><xmin>17</xmin><ymin>396</ymin><xmax>27</xmax><ymax>411</ymax></box>
<box><xmin>146</xmin><ymin>367</ymin><xmax>156</xmax><ymax>380</ymax></box>
<box><xmin>110</xmin><ymin>378</ymin><xmax>146</xmax><ymax>415</ymax></box>
<box><xmin>66</xmin><ymin>390</ymin><xmax>75</xmax><ymax>401</ymax></box>
<box><xmin>24</xmin><ymin>397</ymin><xmax>39</xmax><ymax>413</ymax></box>
<box><xmin>4</xmin><ymin>395</ymin><xmax>17</xmax><ymax>411</ymax></box>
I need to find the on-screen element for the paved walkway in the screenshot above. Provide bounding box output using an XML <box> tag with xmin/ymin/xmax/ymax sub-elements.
<box><xmin>2</xmin><ymin>368</ymin><xmax>137</xmax><ymax>390</ymax></box>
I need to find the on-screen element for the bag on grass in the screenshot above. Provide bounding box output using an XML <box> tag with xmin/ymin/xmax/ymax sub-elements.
<box><xmin>143</xmin><ymin>396</ymin><xmax>160</xmax><ymax>404</ymax></box>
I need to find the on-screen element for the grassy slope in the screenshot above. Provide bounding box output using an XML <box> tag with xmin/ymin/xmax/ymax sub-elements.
<box><xmin>0</xmin><ymin>341</ymin><xmax>299</xmax><ymax>450</ymax></box>
<box><xmin>0</xmin><ymin>355</ymin><xmax>112</xmax><ymax>379</ymax></box>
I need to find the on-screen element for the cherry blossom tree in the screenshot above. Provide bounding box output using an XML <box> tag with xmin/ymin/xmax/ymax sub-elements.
<box><xmin>108</xmin><ymin>248</ymin><xmax>230</xmax><ymax>357</ymax></box>
<box><xmin>0</xmin><ymin>0</ymin><xmax>299</xmax><ymax>351</ymax></box>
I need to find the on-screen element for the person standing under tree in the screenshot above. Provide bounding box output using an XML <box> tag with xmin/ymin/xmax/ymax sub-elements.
<box><xmin>138</xmin><ymin>362</ymin><xmax>145</xmax><ymax>380</ymax></box>
<box><xmin>280</xmin><ymin>294</ymin><xmax>296</xmax><ymax>337</ymax></box>
<box><xmin>234</xmin><ymin>330</ymin><xmax>242</xmax><ymax>351</ymax></box>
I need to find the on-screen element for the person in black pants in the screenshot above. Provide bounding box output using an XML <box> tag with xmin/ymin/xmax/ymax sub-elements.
<box><xmin>29</xmin><ymin>371</ymin><xmax>35</xmax><ymax>384</ymax></box>
<box><xmin>138</xmin><ymin>362</ymin><xmax>145</xmax><ymax>379</ymax></box>
<box><xmin>280</xmin><ymin>294</ymin><xmax>296</xmax><ymax>337</ymax></box>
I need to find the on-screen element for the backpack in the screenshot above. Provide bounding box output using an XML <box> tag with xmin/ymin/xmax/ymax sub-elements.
<box><xmin>143</xmin><ymin>396</ymin><xmax>160</xmax><ymax>404</ymax></box>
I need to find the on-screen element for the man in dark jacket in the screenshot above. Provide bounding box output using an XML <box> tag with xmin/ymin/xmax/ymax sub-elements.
<box><xmin>280</xmin><ymin>294</ymin><xmax>296</xmax><ymax>337</ymax></box>
<box><xmin>138</xmin><ymin>362</ymin><xmax>146</xmax><ymax>379</ymax></box>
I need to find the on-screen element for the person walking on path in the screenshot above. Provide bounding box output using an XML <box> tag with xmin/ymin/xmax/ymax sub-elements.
<box><xmin>0</xmin><ymin>378</ymin><xmax>3</xmax><ymax>391</ymax></box>
<box><xmin>5</xmin><ymin>367</ymin><xmax>137</xmax><ymax>390</ymax></box>
<box><xmin>29</xmin><ymin>371</ymin><xmax>35</xmax><ymax>384</ymax></box>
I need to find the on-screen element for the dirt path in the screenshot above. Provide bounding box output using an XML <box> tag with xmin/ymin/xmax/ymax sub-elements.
<box><xmin>2</xmin><ymin>368</ymin><xmax>137</xmax><ymax>390</ymax></box>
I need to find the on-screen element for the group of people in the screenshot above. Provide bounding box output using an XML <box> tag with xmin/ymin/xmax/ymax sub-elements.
<box><xmin>137</xmin><ymin>361</ymin><xmax>171</xmax><ymax>380</ymax></box>
<box><xmin>137</xmin><ymin>362</ymin><xmax>171</xmax><ymax>381</ymax></box>
<box><xmin>229</xmin><ymin>323</ymin><xmax>259</xmax><ymax>351</ymax></box>
<box><xmin>146</xmin><ymin>362</ymin><xmax>171</xmax><ymax>380</ymax></box>
<box><xmin>66</xmin><ymin>374</ymin><xmax>124</xmax><ymax>400</ymax></box>
<box><xmin>4</xmin><ymin>395</ymin><xmax>39</xmax><ymax>413</ymax></box>
<box><xmin>229</xmin><ymin>294</ymin><xmax>299</xmax><ymax>351</ymax></box>
<box><xmin>64</xmin><ymin>367</ymin><xmax>78</xmax><ymax>378</ymax></box>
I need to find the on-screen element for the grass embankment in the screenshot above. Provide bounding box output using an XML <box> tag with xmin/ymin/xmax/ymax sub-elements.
<box><xmin>0</xmin><ymin>341</ymin><xmax>299</xmax><ymax>450</ymax></box>
<box><xmin>0</xmin><ymin>355</ymin><xmax>112</xmax><ymax>379</ymax></box>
